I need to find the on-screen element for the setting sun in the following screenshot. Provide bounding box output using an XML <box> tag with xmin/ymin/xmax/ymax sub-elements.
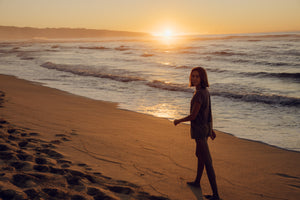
<box><xmin>152</xmin><ymin>28</ymin><xmax>175</xmax><ymax>38</ymax></box>
<box><xmin>163</xmin><ymin>29</ymin><xmax>172</xmax><ymax>37</ymax></box>
<box><xmin>152</xmin><ymin>29</ymin><xmax>177</xmax><ymax>45</ymax></box>
<box><xmin>151</xmin><ymin>27</ymin><xmax>188</xmax><ymax>46</ymax></box>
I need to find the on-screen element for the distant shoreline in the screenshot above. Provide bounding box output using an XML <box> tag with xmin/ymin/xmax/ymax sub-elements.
<box><xmin>0</xmin><ymin>25</ymin><xmax>150</xmax><ymax>39</ymax></box>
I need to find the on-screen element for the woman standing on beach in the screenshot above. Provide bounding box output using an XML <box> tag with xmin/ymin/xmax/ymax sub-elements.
<box><xmin>174</xmin><ymin>67</ymin><xmax>220</xmax><ymax>200</ymax></box>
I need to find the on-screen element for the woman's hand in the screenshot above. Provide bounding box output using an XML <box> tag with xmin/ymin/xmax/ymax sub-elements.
<box><xmin>210</xmin><ymin>130</ymin><xmax>216</xmax><ymax>140</ymax></box>
<box><xmin>174</xmin><ymin>119</ymin><xmax>180</xmax><ymax>126</ymax></box>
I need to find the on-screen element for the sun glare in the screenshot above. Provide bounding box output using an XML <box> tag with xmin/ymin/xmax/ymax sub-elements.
<box><xmin>151</xmin><ymin>24</ymin><xmax>189</xmax><ymax>46</ymax></box>
<box><xmin>163</xmin><ymin>29</ymin><xmax>172</xmax><ymax>38</ymax></box>
<box><xmin>152</xmin><ymin>28</ymin><xmax>178</xmax><ymax>45</ymax></box>
<box><xmin>153</xmin><ymin>29</ymin><xmax>174</xmax><ymax>38</ymax></box>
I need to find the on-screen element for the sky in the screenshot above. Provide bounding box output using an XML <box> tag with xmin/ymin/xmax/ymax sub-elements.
<box><xmin>0</xmin><ymin>0</ymin><xmax>299</xmax><ymax>35</ymax></box>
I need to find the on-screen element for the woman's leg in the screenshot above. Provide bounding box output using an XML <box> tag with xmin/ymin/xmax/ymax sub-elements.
<box><xmin>196</xmin><ymin>139</ymin><xmax>219</xmax><ymax>197</ymax></box>
<box><xmin>187</xmin><ymin>140</ymin><xmax>205</xmax><ymax>187</ymax></box>
<box><xmin>195</xmin><ymin>141</ymin><xmax>205</xmax><ymax>183</ymax></box>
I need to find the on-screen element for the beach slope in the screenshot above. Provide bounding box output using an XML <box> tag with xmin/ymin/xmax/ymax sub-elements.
<box><xmin>0</xmin><ymin>74</ymin><xmax>299</xmax><ymax>200</ymax></box>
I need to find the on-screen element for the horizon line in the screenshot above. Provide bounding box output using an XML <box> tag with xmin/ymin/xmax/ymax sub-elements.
<box><xmin>1</xmin><ymin>25</ymin><xmax>299</xmax><ymax>37</ymax></box>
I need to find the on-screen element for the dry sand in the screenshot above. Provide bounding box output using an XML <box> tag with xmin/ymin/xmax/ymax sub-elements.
<box><xmin>0</xmin><ymin>74</ymin><xmax>299</xmax><ymax>200</ymax></box>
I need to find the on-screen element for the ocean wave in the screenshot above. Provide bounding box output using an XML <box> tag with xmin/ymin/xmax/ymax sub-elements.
<box><xmin>77</xmin><ymin>45</ymin><xmax>128</xmax><ymax>51</ymax></box>
<box><xmin>175</xmin><ymin>65</ymin><xmax>192</xmax><ymax>69</ymax></box>
<box><xmin>206</xmin><ymin>51</ymin><xmax>245</xmax><ymax>56</ymax></box>
<box><xmin>79</xmin><ymin>46</ymin><xmax>110</xmax><ymax>50</ymax></box>
<box><xmin>145</xmin><ymin>80</ymin><xmax>300</xmax><ymax>107</ymax></box>
<box><xmin>40</xmin><ymin>62</ymin><xmax>191</xmax><ymax>91</ymax></box>
<box><xmin>0</xmin><ymin>42</ymin><xmax>24</xmax><ymax>48</ymax></box>
<box><xmin>210</xmin><ymin>83</ymin><xmax>300</xmax><ymax>107</ymax></box>
<box><xmin>247</xmin><ymin>39</ymin><xmax>262</xmax><ymax>42</ymax></box>
<box><xmin>232</xmin><ymin>58</ymin><xmax>252</xmax><ymax>64</ymax></box>
<box><xmin>179</xmin><ymin>50</ymin><xmax>199</xmax><ymax>54</ymax></box>
<box><xmin>211</xmin><ymin>89</ymin><xmax>300</xmax><ymax>107</ymax></box>
<box><xmin>115</xmin><ymin>45</ymin><xmax>130</xmax><ymax>51</ymax></box>
<box><xmin>0</xmin><ymin>47</ymin><xmax>21</xmax><ymax>54</ymax></box>
<box><xmin>16</xmin><ymin>51</ymin><xmax>37</xmax><ymax>60</ymax></box>
<box><xmin>206</xmin><ymin>68</ymin><xmax>228</xmax><ymax>73</ymax></box>
<box><xmin>40</xmin><ymin>62</ymin><xmax>145</xmax><ymax>82</ymax></box>
<box><xmin>254</xmin><ymin>60</ymin><xmax>295</xmax><ymax>67</ymax></box>
<box><xmin>0</xmin><ymin>46</ymin><xmax>45</xmax><ymax>59</ymax></box>
<box><xmin>284</xmin><ymin>50</ymin><xmax>300</xmax><ymax>57</ymax></box>
<box><xmin>0</xmin><ymin>49</ymin><xmax>11</xmax><ymax>54</ymax></box>
<box><xmin>240</xmin><ymin>71</ymin><xmax>300</xmax><ymax>81</ymax></box>
<box><xmin>0</xmin><ymin>43</ymin><xmax>11</xmax><ymax>48</ymax></box>
<box><xmin>141</xmin><ymin>53</ymin><xmax>154</xmax><ymax>57</ymax></box>
<box><xmin>146</xmin><ymin>80</ymin><xmax>193</xmax><ymax>93</ymax></box>
<box><xmin>39</xmin><ymin>62</ymin><xmax>300</xmax><ymax>107</ymax></box>
<box><xmin>206</xmin><ymin>67</ymin><xmax>300</xmax><ymax>82</ymax></box>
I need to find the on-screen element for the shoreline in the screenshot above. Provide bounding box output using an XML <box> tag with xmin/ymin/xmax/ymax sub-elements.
<box><xmin>1</xmin><ymin>74</ymin><xmax>299</xmax><ymax>200</ymax></box>
<box><xmin>2</xmin><ymin>73</ymin><xmax>297</xmax><ymax>153</ymax></box>
<box><xmin>122</xmin><ymin>110</ymin><xmax>300</xmax><ymax>154</ymax></box>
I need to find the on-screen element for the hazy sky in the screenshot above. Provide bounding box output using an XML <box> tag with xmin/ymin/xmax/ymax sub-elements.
<box><xmin>0</xmin><ymin>0</ymin><xmax>299</xmax><ymax>34</ymax></box>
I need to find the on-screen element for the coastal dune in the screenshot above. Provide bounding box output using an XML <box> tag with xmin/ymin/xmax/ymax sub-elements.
<box><xmin>0</xmin><ymin>74</ymin><xmax>299</xmax><ymax>200</ymax></box>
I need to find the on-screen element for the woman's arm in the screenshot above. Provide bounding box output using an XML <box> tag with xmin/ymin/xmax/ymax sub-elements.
<box><xmin>174</xmin><ymin>102</ymin><xmax>201</xmax><ymax>126</ymax></box>
<box><xmin>209</xmin><ymin>97</ymin><xmax>216</xmax><ymax>140</ymax></box>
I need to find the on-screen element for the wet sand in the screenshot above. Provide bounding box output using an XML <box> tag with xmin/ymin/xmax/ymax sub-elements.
<box><xmin>0</xmin><ymin>74</ymin><xmax>299</xmax><ymax>200</ymax></box>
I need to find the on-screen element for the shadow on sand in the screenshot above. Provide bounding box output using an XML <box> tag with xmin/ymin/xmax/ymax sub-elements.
<box><xmin>188</xmin><ymin>185</ymin><xmax>204</xmax><ymax>200</ymax></box>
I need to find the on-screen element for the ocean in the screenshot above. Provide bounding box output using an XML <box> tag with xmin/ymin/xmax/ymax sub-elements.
<box><xmin>0</xmin><ymin>32</ymin><xmax>299</xmax><ymax>151</ymax></box>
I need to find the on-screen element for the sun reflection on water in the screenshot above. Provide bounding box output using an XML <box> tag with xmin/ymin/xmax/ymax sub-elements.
<box><xmin>143</xmin><ymin>103</ymin><xmax>178</xmax><ymax>119</ymax></box>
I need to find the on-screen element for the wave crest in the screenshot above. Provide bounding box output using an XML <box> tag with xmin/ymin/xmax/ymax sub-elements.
<box><xmin>241</xmin><ymin>71</ymin><xmax>300</xmax><ymax>81</ymax></box>
<box><xmin>40</xmin><ymin>62</ymin><xmax>144</xmax><ymax>82</ymax></box>
<box><xmin>211</xmin><ymin>84</ymin><xmax>300</xmax><ymax>107</ymax></box>
<box><xmin>146</xmin><ymin>80</ymin><xmax>193</xmax><ymax>93</ymax></box>
<box><xmin>79</xmin><ymin>46</ymin><xmax>110</xmax><ymax>50</ymax></box>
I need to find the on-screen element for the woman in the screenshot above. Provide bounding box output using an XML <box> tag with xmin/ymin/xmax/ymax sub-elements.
<box><xmin>174</xmin><ymin>67</ymin><xmax>220</xmax><ymax>200</ymax></box>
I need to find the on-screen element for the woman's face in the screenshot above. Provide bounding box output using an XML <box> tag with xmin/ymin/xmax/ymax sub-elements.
<box><xmin>191</xmin><ymin>70</ymin><xmax>201</xmax><ymax>87</ymax></box>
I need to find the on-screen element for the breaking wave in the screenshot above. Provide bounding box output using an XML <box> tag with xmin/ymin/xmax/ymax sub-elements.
<box><xmin>40</xmin><ymin>62</ymin><xmax>300</xmax><ymax>107</ymax></box>
<box><xmin>239</xmin><ymin>71</ymin><xmax>300</xmax><ymax>81</ymax></box>
<box><xmin>146</xmin><ymin>80</ymin><xmax>193</xmax><ymax>93</ymax></box>
<box><xmin>79</xmin><ymin>46</ymin><xmax>110</xmax><ymax>50</ymax></box>
<box><xmin>211</xmin><ymin>89</ymin><xmax>300</xmax><ymax>107</ymax></box>
<box><xmin>206</xmin><ymin>67</ymin><xmax>300</xmax><ymax>82</ymax></box>
<box><xmin>146</xmin><ymin>81</ymin><xmax>300</xmax><ymax>107</ymax></box>
<box><xmin>40</xmin><ymin>62</ymin><xmax>144</xmax><ymax>82</ymax></box>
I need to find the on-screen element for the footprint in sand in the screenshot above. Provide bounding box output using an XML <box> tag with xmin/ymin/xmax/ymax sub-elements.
<box><xmin>17</xmin><ymin>150</ymin><xmax>34</xmax><ymax>161</ymax></box>
<box><xmin>10</xmin><ymin>161</ymin><xmax>33</xmax><ymax>171</ymax></box>
<box><xmin>12</xmin><ymin>174</ymin><xmax>37</xmax><ymax>188</ymax></box>
<box><xmin>0</xmin><ymin>189</ymin><xmax>25</xmax><ymax>200</ymax></box>
<box><xmin>0</xmin><ymin>118</ymin><xmax>171</xmax><ymax>200</ymax></box>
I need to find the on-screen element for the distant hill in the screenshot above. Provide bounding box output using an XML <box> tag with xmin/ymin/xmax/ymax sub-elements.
<box><xmin>0</xmin><ymin>26</ymin><xmax>150</xmax><ymax>39</ymax></box>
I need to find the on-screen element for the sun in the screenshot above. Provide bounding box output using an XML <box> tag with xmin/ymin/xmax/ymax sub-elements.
<box><xmin>151</xmin><ymin>26</ymin><xmax>187</xmax><ymax>45</ymax></box>
<box><xmin>163</xmin><ymin>29</ymin><xmax>173</xmax><ymax>38</ymax></box>
<box><xmin>153</xmin><ymin>29</ymin><xmax>174</xmax><ymax>38</ymax></box>
<box><xmin>152</xmin><ymin>28</ymin><xmax>177</xmax><ymax>45</ymax></box>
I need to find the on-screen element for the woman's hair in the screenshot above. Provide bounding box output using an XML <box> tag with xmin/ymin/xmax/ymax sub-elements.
<box><xmin>189</xmin><ymin>67</ymin><xmax>209</xmax><ymax>88</ymax></box>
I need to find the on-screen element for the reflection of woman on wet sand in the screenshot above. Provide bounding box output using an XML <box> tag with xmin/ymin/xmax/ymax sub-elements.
<box><xmin>174</xmin><ymin>67</ymin><xmax>220</xmax><ymax>200</ymax></box>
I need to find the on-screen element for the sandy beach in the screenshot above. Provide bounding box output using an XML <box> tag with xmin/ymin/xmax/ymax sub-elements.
<box><xmin>0</xmin><ymin>74</ymin><xmax>299</xmax><ymax>200</ymax></box>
